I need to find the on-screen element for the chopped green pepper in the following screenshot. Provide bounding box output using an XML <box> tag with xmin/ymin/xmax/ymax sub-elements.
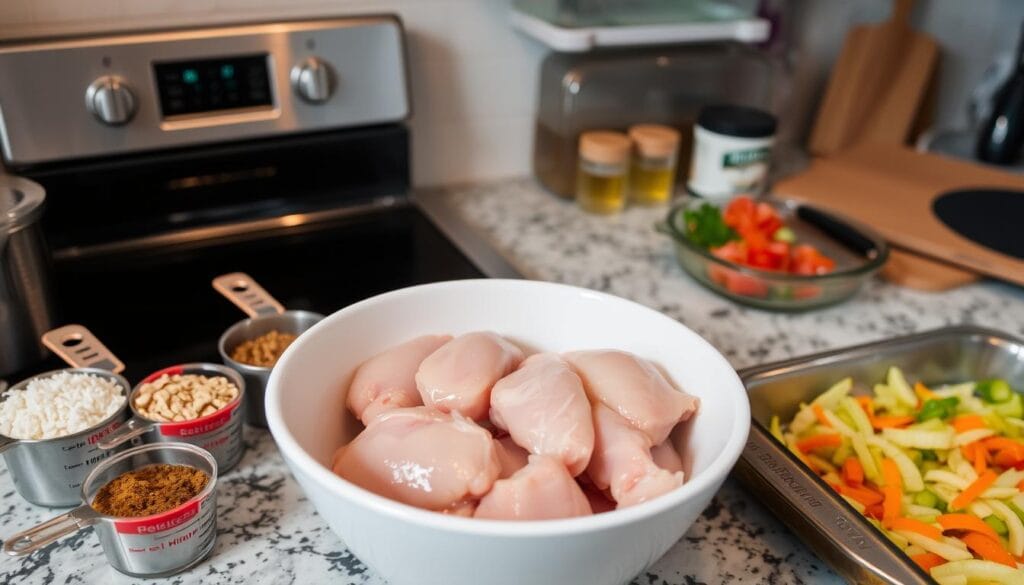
<box><xmin>682</xmin><ymin>204</ymin><xmax>737</xmax><ymax>248</ymax></box>
<box><xmin>920</xmin><ymin>450</ymin><xmax>938</xmax><ymax>461</ymax></box>
<box><xmin>773</xmin><ymin>226</ymin><xmax>796</xmax><ymax>243</ymax></box>
<box><xmin>916</xmin><ymin>397</ymin><xmax>960</xmax><ymax>422</ymax></box>
<box><xmin>993</xmin><ymin>393</ymin><xmax>1024</xmax><ymax>419</ymax></box>
<box><xmin>985</xmin><ymin>514</ymin><xmax>1010</xmax><ymax>536</ymax></box>
<box><xmin>977</xmin><ymin>379</ymin><xmax>1014</xmax><ymax>404</ymax></box>
<box><xmin>914</xmin><ymin>490</ymin><xmax>939</xmax><ymax>509</ymax></box>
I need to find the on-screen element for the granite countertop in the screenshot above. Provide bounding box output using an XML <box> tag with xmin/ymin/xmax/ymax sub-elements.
<box><xmin>3</xmin><ymin>178</ymin><xmax>1024</xmax><ymax>585</ymax></box>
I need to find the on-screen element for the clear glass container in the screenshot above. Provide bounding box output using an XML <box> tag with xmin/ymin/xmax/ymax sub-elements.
<box><xmin>628</xmin><ymin>124</ymin><xmax>680</xmax><ymax>206</ymax></box>
<box><xmin>576</xmin><ymin>131</ymin><xmax>630</xmax><ymax>214</ymax></box>
<box><xmin>533</xmin><ymin>43</ymin><xmax>778</xmax><ymax>198</ymax></box>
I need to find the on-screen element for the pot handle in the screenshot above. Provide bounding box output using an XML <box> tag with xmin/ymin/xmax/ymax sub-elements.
<box><xmin>4</xmin><ymin>506</ymin><xmax>97</xmax><ymax>556</ymax></box>
<box><xmin>41</xmin><ymin>324</ymin><xmax>125</xmax><ymax>374</ymax></box>
<box><xmin>212</xmin><ymin>272</ymin><xmax>285</xmax><ymax>318</ymax></box>
<box><xmin>97</xmin><ymin>417</ymin><xmax>154</xmax><ymax>450</ymax></box>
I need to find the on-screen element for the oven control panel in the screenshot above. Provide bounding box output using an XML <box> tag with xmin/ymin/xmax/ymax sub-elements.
<box><xmin>0</xmin><ymin>16</ymin><xmax>408</xmax><ymax>166</ymax></box>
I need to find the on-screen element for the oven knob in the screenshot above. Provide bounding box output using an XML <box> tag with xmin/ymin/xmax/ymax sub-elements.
<box><xmin>85</xmin><ymin>76</ymin><xmax>137</xmax><ymax>126</ymax></box>
<box><xmin>291</xmin><ymin>58</ymin><xmax>335</xmax><ymax>104</ymax></box>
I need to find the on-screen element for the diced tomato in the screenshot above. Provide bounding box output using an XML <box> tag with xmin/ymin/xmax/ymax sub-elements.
<box><xmin>791</xmin><ymin>244</ymin><xmax>836</xmax><ymax>275</ymax></box>
<box><xmin>793</xmin><ymin>284</ymin><xmax>823</xmax><ymax>299</ymax></box>
<box><xmin>723</xmin><ymin>196</ymin><xmax>757</xmax><ymax>229</ymax></box>
<box><xmin>724</xmin><ymin>271</ymin><xmax>769</xmax><ymax>297</ymax></box>
<box><xmin>755</xmin><ymin>202</ymin><xmax>783</xmax><ymax>236</ymax></box>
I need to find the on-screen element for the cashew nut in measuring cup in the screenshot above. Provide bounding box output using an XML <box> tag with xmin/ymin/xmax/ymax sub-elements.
<box><xmin>44</xmin><ymin>325</ymin><xmax>248</xmax><ymax>473</ymax></box>
<box><xmin>4</xmin><ymin>442</ymin><xmax>219</xmax><ymax>578</ymax></box>
<box><xmin>0</xmin><ymin>325</ymin><xmax>130</xmax><ymax>507</ymax></box>
<box><xmin>214</xmin><ymin>272</ymin><xmax>323</xmax><ymax>427</ymax></box>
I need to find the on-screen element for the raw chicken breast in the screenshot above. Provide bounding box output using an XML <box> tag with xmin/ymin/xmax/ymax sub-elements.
<box><xmin>346</xmin><ymin>334</ymin><xmax>452</xmax><ymax>425</ymax></box>
<box><xmin>564</xmin><ymin>350</ymin><xmax>698</xmax><ymax>444</ymax></box>
<box><xmin>333</xmin><ymin>407</ymin><xmax>500</xmax><ymax>511</ymax></box>
<box><xmin>475</xmin><ymin>455</ymin><xmax>593</xmax><ymax>521</ymax></box>
<box><xmin>494</xmin><ymin>436</ymin><xmax>530</xmax><ymax>479</ymax></box>
<box><xmin>587</xmin><ymin>404</ymin><xmax>684</xmax><ymax>509</ymax></box>
<box><xmin>416</xmin><ymin>332</ymin><xmax>524</xmax><ymax>421</ymax></box>
<box><xmin>490</xmin><ymin>353</ymin><xmax>594</xmax><ymax>476</ymax></box>
<box><xmin>651</xmin><ymin>440</ymin><xmax>685</xmax><ymax>474</ymax></box>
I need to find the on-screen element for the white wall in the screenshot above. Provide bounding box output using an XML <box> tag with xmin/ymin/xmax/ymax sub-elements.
<box><xmin>0</xmin><ymin>1</ymin><xmax>546</xmax><ymax>188</ymax></box>
<box><xmin>1</xmin><ymin>1</ymin><xmax>1021</xmax><ymax>186</ymax></box>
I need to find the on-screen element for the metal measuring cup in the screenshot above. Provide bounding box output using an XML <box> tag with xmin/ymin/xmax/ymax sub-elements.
<box><xmin>213</xmin><ymin>272</ymin><xmax>323</xmax><ymax>427</ymax></box>
<box><xmin>5</xmin><ymin>442</ymin><xmax>219</xmax><ymax>578</ymax></box>
<box><xmin>0</xmin><ymin>326</ymin><xmax>130</xmax><ymax>507</ymax></box>
<box><xmin>97</xmin><ymin>363</ymin><xmax>246</xmax><ymax>473</ymax></box>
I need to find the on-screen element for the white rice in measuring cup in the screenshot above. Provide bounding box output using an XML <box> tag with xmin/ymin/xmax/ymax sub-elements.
<box><xmin>0</xmin><ymin>372</ymin><xmax>126</xmax><ymax>440</ymax></box>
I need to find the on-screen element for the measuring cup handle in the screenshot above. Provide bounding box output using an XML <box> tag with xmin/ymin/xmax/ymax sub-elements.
<box><xmin>97</xmin><ymin>418</ymin><xmax>153</xmax><ymax>450</ymax></box>
<box><xmin>4</xmin><ymin>506</ymin><xmax>97</xmax><ymax>556</ymax></box>
<box><xmin>212</xmin><ymin>272</ymin><xmax>286</xmax><ymax>318</ymax></box>
<box><xmin>41</xmin><ymin>324</ymin><xmax>125</xmax><ymax>373</ymax></box>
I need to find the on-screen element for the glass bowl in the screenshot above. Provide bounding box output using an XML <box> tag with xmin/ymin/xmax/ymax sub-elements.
<box><xmin>659</xmin><ymin>196</ymin><xmax>889</xmax><ymax>311</ymax></box>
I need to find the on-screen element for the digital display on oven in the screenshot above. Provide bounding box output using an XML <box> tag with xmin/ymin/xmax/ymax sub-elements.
<box><xmin>153</xmin><ymin>54</ymin><xmax>272</xmax><ymax>117</ymax></box>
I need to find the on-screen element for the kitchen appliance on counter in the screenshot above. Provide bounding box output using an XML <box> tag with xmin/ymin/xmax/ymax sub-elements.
<box><xmin>0</xmin><ymin>15</ymin><xmax>518</xmax><ymax>382</ymax></box>
<box><xmin>0</xmin><ymin>177</ymin><xmax>56</xmax><ymax>376</ymax></box>
<box><xmin>533</xmin><ymin>42</ymin><xmax>779</xmax><ymax>198</ymax></box>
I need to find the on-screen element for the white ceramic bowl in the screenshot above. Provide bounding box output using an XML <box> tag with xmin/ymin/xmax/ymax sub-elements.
<box><xmin>265</xmin><ymin>279</ymin><xmax>749</xmax><ymax>585</ymax></box>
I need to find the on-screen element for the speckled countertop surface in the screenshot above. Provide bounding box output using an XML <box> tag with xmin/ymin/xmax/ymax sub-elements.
<box><xmin>3</xmin><ymin>178</ymin><xmax>1024</xmax><ymax>585</ymax></box>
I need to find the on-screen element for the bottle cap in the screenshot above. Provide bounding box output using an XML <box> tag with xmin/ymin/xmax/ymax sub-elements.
<box><xmin>578</xmin><ymin>131</ymin><xmax>630</xmax><ymax>165</ymax></box>
<box><xmin>628</xmin><ymin>124</ymin><xmax>681</xmax><ymax>158</ymax></box>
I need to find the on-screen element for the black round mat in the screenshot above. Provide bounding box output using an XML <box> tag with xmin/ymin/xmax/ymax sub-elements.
<box><xmin>932</xmin><ymin>189</ymin><xmax>1024</xmax><ymax>259</ymax></box>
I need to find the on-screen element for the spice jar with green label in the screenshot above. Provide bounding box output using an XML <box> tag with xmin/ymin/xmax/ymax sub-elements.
<box><xmin>687</xmin><ymin>105</ymin><xmax>776</xmax><ymax>202</ymax></box>
<box><xmin>576</xmin><ymin>131</ymin><xmax>631</xmax><ymax>214</ymax></box>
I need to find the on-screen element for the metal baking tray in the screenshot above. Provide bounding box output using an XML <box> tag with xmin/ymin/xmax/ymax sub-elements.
<box><xmin>734</xmin><ymin>326</ymin><xmax>1024</xmax><ymax>585</ymax></box>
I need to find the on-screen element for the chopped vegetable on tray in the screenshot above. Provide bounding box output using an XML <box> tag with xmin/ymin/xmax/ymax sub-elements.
<box><xmin>771</xmin><ymin>368</ymin><xmax>1024</xmax><ymax>584</ymax></box>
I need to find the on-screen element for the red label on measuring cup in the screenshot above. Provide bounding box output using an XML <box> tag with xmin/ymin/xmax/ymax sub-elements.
<box><xmin>114</xmin><ymin>500</ymin><xmax>200</xmax><ymax>535</ymax></box>
<box><xmin>157</xmin><ymin>400</ymin><xmax>238</xmax><ymax>437</ymax></box>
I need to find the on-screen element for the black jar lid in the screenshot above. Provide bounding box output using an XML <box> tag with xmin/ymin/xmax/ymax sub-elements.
<box><xmin>697</xmin><ymin>105</ymin><xmax>777</xmax><ymax>139</ymax></box>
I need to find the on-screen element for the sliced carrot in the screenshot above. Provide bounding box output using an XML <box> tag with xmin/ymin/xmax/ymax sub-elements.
<box><xmin>882</xmin><ymin>485</ymin><xmax>902</xmax><ymax>525</ymax></box>
<box><xmin>881</xmin><ymin>458</ymin><xmax>902</xmax><ymax>490</ymax></box>
<box><xmin>952</xmin><ymin>414</ymin><xmax>986</xmax><ymax>434</ymax></box>
<box><xmin>796</xmin><ymin>433</ymin><xmax>842</xmax><ymax>453</ymax></box>
<box><xmin>842</xmin><ymin>457</ymin><xmax>864</xmax><ymax>487</ymax></box>
<box><xmin>993</xmin><ymin>448</ymin><xmax>1024</xmax><ymax>470</ymax></box>
<box><xmin>976</xmin><ymin>446</ymin><xmax>989</xmax><ymax>474</ymax></box>
<box><xmin>856</xmin><ymin>395</ymin><xmax>874</xmax><ymax>417</ymax></box>
<box><xmin>910</xmin><ymin>552</ymin><xmax>946</xmax><ymax>571</ymax></box>
<box><xmin>915</xmin><ymin>382</ymin><xmax>938</xmax><ymax>403</ymax></box>
<box><xmin>889</xmin><ymin>517</ymin><xmax>943</xmax><ymax>541</ymax></box>
<box><xmin>937</xmin><ymin>513</ymin><xmax>1001</xmax><ymax>541</ymax></box>
<box><xmin>812</xmin><ymin>404</ymin><xmax>832</xmax><ymax>428</ymax></box>
<box><xmin>865</xmin><ymin>503</ymin><xmax>884</xmax><ymax>520</ymax></box>
<box><xmin>1017</xmin><ymin>479</ymin><xmax>1024</xmax><ymax>491</ymax></box>
<box><xmin>961</xmin><ymin>532</ymin><xmax>1017</xmax><ymax>568</ymax></box>
<box><xmin>983</xmin><ymin>437</ymin><xmax>1024</xmax><ymax>455</ymax></box>
<box><xmin>837</xmin><ymin>483</ymin><xmax>884</xmax><ymax>507</ymax></box>
<box><xmin>950</xmin><ymin>470</ymin><xmax>998</xmax><ymax>510</ymax></box>
<box><xmin>871</xmin><ymin>415</ymin><xmax>916</xmax><ymax>429</ymax></box>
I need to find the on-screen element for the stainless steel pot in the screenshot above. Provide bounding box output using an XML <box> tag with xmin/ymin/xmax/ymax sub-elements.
<box><xmin>213</xmin><ymin>272</ymin><xmax>323</xmax><ymax>427</ymax></box>
<box><xmin>0</xmin><ymin>176</ymin><xmax>55</xmax><ymax>376</ymax></box>
<box><xmin>0</xmin><ymin>367</ymin><xmax>130</xmax><ymax>506</ymax></box>
<box><xmin>4</xmin><ymin>442</ymin><xmax>219</xmax><ymax>578</ymax></box>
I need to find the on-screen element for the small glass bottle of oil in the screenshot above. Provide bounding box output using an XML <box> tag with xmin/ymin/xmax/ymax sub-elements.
<box><xmin>628</xmin><ymin>124</ymin><xmax>680</xmax><ymax>206</ymax></box>
<box><xmin>576</xmin><ymin>131</ymin><xmax>631</xmax><ymax>214</ymax></box>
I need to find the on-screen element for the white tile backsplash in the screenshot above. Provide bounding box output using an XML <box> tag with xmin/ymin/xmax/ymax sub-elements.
<box><xmin>0</xmin><ymin>0</ymin><xmax>545</xmax><ymax>188</ymax></box>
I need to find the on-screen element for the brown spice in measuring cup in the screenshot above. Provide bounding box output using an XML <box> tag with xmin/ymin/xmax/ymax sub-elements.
<box><xmin>92</xmin><ymin>464</ymin><xmax>209</xmax><ymax>517</ymax></box>
<box><xmin>230</xmin><ymin>330</ymin><xmax>297</xmax><ymax>367</ymax></box>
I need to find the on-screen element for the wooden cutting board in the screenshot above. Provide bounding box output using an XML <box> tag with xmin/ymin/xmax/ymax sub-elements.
<box><xmin>809</xmin><ymin>0</ymin><xmax>939</xmax><ymax>157</ymax></box>
<box><xmin>774</xmin><ymin>144</ymin><xmax>1024</xmax><ymax>287</ymax></box>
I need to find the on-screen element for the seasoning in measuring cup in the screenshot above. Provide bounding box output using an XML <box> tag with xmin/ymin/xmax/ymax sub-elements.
<box><xmin>134</xmin><ymin>374</ymin><xmax>239</xmax><ymax>422</ymax></box>
<box><xmin>92</xmin><ymin>464</ymin><xmax>209</xmax><ymax>517</ymax></box>
<box><xmin>230</xmin><ymin>330</ymin><xmax>297</xmax><ymax>367</ymax></box>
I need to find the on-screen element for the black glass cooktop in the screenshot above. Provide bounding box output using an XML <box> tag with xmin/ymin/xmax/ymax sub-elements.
<box><xmin>31</xmin><ymin>203</ymin><xmax>485</xmax><ymax>381</ymax></box>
